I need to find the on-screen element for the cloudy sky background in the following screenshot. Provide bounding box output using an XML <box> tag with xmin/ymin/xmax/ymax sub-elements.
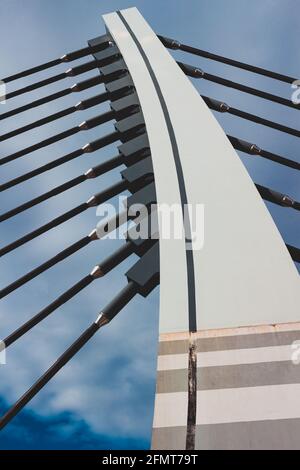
<box><xmin>0</xmin><ymin>0</ymin><xmax>299</xmax><ymax>449</ymax></box>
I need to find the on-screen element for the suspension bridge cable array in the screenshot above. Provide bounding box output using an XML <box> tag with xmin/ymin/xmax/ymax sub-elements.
<box><xmin>0</xmin><ymin>179</ymin><xmax>131</xmax><ymax>257</ymax></box>
<box><xmin>0</xmin><ymin>26</ymin><xmax>298</xmax><ymax>436</ymax></box>
<box><xmin>0</xmin><ymin>40</ymin><xmax>111</xmax><ymax>84</ymax></box>
<box><xmin>158</xmin><ymin>35</ymin><xmax>298</xmax><ymax>84</ymax></box>
<box><xmin>0</xmin><ymin>131</ymin><xmax>126</xmax><ymax>192</ymax></box>
<box><xmin>0</xmin><ymin>75</ymin><xmax>108</xmax><ymax>121</ymax></box>
<box><xmin>228</xmin><ymin>136</ymin><xmax>300</xmax><ymax>171</ymax></box>
<box><xmin>0</xmin><ymin>85</ymin><xmax>133</xmax><ymax>142</ymax></box>
<box><xmin>179</xmin><ymin>62</ymin><xmax>300</xmax><ymax>111</ymax></box>
<box><xmin>255</xmin><ymin>184</ymin><xmax>300</xmax><ymax>211</ymax></box>
<box><xmin>0</xmin><ymin>210</ymin><xmax>129</xmax><ymax>299</ymax></box>
<box><xmin>3</xmin><ymin>51</ymin><xmax>121</xmax><ymax>101</ymax></box>
<box><xmin>202</xmin><ymin>95</ymin><xmax>300</xmax><ymax>138</ymax></box>
<box><xmin>0</xmin><ymin>155</ymin><xmax>128</xmax><ymax>222</ymax></box>
<box><xmin>0</xmin><ymin>103</ymin><xmax>139</xmax><ymax>168</ymax></box>
<box><xmin>4</xmin><ymin>241</ymin><xmax>140</xmax><ymax>348</ymax></box>
<box><xmin>0</xmin><ymin>281</ymin><xmax>139</xmax><ymax>430</ymax></box>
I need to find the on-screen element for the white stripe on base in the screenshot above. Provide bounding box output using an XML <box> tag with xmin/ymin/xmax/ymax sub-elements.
<box><xmin>157</xmin><ymin>344</ymin><xmax>296</xmax><ymax>370</ymax></box>
<box><xmin>159</xmin><ymin>322</ymin><xmax>300</xmax><ymax>342</ymax></box>
<box><xmin>153</xmin><ymin>384</ymin><xmax>300</xmax><ymax>428</ymax></box>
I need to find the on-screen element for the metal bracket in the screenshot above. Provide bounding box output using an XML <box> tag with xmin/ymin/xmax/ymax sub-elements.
<box><xmin>121</xmin><ymin>156</ymin><xmax>153</xmax><ymax>183</ymax></box>
<box><xmin>126</xmin><ymin>243</ymin><xmax>159</xmax><ymax>297</ymax></box>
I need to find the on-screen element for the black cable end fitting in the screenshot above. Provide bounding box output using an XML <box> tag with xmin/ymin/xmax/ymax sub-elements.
<box><xmin>60</xmin><ymin>54</ymin><xmax>71</xmax><ymax>62</ymax></box>
<box><xmin>95</xmin><ymin>281</ymin><xmax>138</xmax><ymax>327</ymax></box>
<box><xmin>203</xmin><ymin>96</ymin><xmax>230</xmax><ymax>113</ymax></box>
<box><xmin>82</xmin><ymin>142</ymin><xmax>96</xmax><ymax>153</ymax></box>
<box><xmin>158</xmin><ymin>35</ymin><xmax>181</xmax><ymax>50</ymax></box>
<box><xmin>228</xmin><ymin>136</ymin><xmax>262</xmax><ymax>155</ymax></box>
<box><xmin>88</xmin><ymin>228</ymin><xmax>99</xmax><ymax>241</ymax></box>
<box><xmin>250</xmin><ymin>144</ymin><xmax>262</xmax><ymax>155</ymax></box>
<box><xmin>281</xmin><ymin>195</ymin><xmax>296</xmax><ymax>208</ymax></box>
<box><xmin>70</xmin><ymin>83</ymin><xmax>85</xmax><ymax>93</ymax></box>
<box><xmin>65</xmin><ymin>61</ymin><xmax>96</xmax><ymax>78</ymax></box>
<box><xmin>220</xmin><ymin>102</ymin><xmax>230</xmax><ymax>112</ymax></box>
<box><xmin>90</xmin><ymin>265</ymin><xmax>104</xmax><ymax>279</ymax></box>
<box><xmin>94</xmin><ymin>315</ymin><xmax>110</xmax><ymax>328</ymax></box>
<box><xmin>74</xmin><ymin>89</ymin><xmax>115</xmax><ymax>111</ymax></box>
<box><xmin>84</xmin><ymin>168</ymin><xmax>96</xmax><ymax>179</ymax></box>
<box><xmin>256</xmin><ymin>184</ymin><xmax>298</xmax><ymax>209</ymax></box>
<box><xmin>286</xmin><ymin>244</ymin><xmax>300</xmax><ymax>263</ymax></box>
<box><xmin>178</xmin><ymin>62</ymin><xmax>204</xmax><ymax>78</ymax></box>
<box><xmin>60</xmin><ymin>35</ymin><xmax>110</xmax><ymax>62</ymax></box>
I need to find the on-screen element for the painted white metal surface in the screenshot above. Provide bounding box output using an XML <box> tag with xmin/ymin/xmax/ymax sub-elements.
<box><xmin>103</xmin><ymin>10</ymin><xmax>190</xmax><ymax>333</ymax></box>
<box><xmin>104</xmin><ymin>7</ymin><xmax>300</xmax><ymax>333</ymax></box>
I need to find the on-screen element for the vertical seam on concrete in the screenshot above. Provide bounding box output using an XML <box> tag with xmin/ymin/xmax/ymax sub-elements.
<box><xmin>186</xmin><ymin>332</ymin><xmax>197</xmax><ymax>449</ymax></box>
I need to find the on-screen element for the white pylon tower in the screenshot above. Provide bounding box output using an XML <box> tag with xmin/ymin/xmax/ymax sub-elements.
<box><xmin>103</xmin><ymin>8</ymin><xmax>300</xmax><ymax>450</ymax></box>
<box><xmin>0</xmin><ymin>6</ymin><xmax>299</xmax><ymax>451</ymax></box>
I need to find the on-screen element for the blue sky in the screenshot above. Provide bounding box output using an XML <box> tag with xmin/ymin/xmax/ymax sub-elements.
<box><xmin>0</xmin><ymin>0</ymin><xmax>299</xmax><ymax>449</ymax></box>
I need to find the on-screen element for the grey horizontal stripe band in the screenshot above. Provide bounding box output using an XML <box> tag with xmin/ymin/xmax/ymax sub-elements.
<box><xmin>152</xmin><ymin>418</ymin><xmax>300</xmax><ymax>450</ymax></box>
<box><xmin>158</xmin><ymin>330</ymin><xmax>300</xmax><ymax>355</ymax></box>
<box><xmin>156</xmin><ymin>361</ymin><xmax>300</xmax><ymax>393</ymax></box>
